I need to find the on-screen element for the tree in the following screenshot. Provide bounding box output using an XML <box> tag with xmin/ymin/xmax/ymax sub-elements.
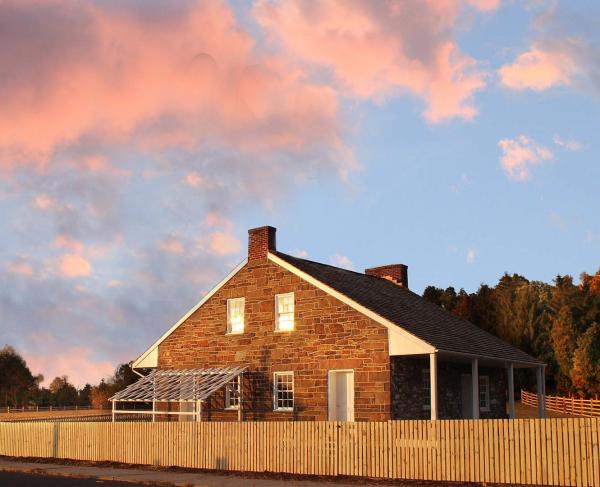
<box><xmin>90</xmin><ymin>379</ymin><xmax>112</xmax><ymax>409</ymax></box>
<box><xmin>49</xmin><ymin>376</ymin><xmax>78</xmax><ymax>406</ymax></box>
<box><xmin>78</xmin><ymin>384</ymin><xmax>92</xmax><ymax>406</ymax></box>
<box><xmin>550</xmin><ymin>306</ymin><xmax>578</xmax><ymax>393</ymax></box>
<box><xmin>0</xmin><ymin>345</ymin><xmax>37</xmax><ymax>407</ymax></box>
<box><xmin>571</xmin><ymin>323</ymin><xmax>600</xmax><ymax>397</ymax></box>
<box><xmin>111</xmin><ymin>363</ymin><xmax>138</xmax><ymax>389</ymax></box>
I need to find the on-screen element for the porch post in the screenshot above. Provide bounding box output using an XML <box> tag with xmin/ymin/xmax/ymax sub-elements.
<box><xmin>238</xmin><ymin>372</ymin><xmax>243</xmax><ymax>422</ymax></box>
<box><xmin>507</xmin><ymin>363</ymin><xmax>515</xmax><ymax>419</ymax></box>
<box><xmin>152</xmin><ymin>399</ymin><xmax>156</xmax><ymax>422</ymax></box>
<box><xmin>111</xmin><ymin>400</ymin><xmax>115</xmax><ymax>422</ymax></box>
<box><xmin>542</xmin><ymin>365</ymin><xmax>547</xmax><ymax>417</ymax></box>
<box><xmin>536</xmin><ymin>365</ymin><xmax>545</xmax><ymax>418</ymax></box>
<box><xmin>471</xmin><ymin>358</ymin><xmax>479</xmax><ymax>419</ymax></box>
<box><xmin>429</xmin><ymin>353</ymin><xmax>438</xmax><ymax>420</ymax></box>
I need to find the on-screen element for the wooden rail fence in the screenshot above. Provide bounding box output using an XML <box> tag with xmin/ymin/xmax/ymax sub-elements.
<box><xmin>522</xmin><ymin>390</ymin><xmax>600</xmax><ymax>417</ymax></box>
<box><xmin>1</xmin><ymin>419</ymin><xmax>598</xmax><ymax>486</ymax></box>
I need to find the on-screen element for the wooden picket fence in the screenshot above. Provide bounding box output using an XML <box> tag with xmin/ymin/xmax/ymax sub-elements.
<box><xmin>1</xmin><ymin>419</ymin><xmax>599</xmax><ymax>486</ymax></box>
<box><xmin>522</xmin><ymin>389</ymin><xmax>600</xmax><ymax>418</ymax></box>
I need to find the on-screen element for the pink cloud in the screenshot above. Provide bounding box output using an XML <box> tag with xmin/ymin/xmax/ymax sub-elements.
<box><xmin>33</xmin><ymin>194</ymin><xmax>60</xmax><ymax>210</ymax></box>
<box><xmin>466</xmin><ymin>0</ymin><xmax>501</xmax><ymax>12</ymax></box>
<box><xmin>207</xmin><ymin>231</ymin><xmax>241</xmax><ymax>255</ymax></box>
<box><xmin>54</xmin><ymin>235</ymin><xmax>84</xmax><ymax>254</ymax></box>
<box><xmin>158</xmin><ymin>236</ymin><xmax>185</xmax><ymax>255</ymax></box>
<box><xmin>553</xmin><ymin>135</ymin><xmax>583</xmax><ymax>151</ymax></box>
<box><xmin>0</xmin><ymin>0</ymin><xmax>347</xmax><ymax>173</ymax></box>
<box><xmin>57</xmin><ymin>253</ymin><xmax>93</xmax><ymax>278</ymax></box>
<box><xmin>498</xmin><ymin>135</ymin><xmax>553</xmax><ymax>181</ymax></box>
<box><xmin>23</xmin><ymin>346</ymin><xmax>115</xmax><ymax>388</ymax></box>
<box><xmin>330</xmin><ymin>254</ymin><xmax>354</xmax><ymax>270</ymax></box>
<box><xmin>184</xmin><ymin>172</ymin><xmax>209</xmax><ymax>188</ymax></box>
<box><xmin>254</xmin><ymin>0</ymin><xmax>487</xmax><ymax>123</ymax></box>
<box><xmin>498</xmin><ymin>45</ymin><xmax>577</xmax><ymax>91</ymax></box>
<box><xmin>203</xmin><ymin>212</ymin><xmax>233</xmax><ymax>230</ymax></box>
<box><xmin>7</xmin><ymin>259</ymin><xmax>34</xmax><ymax>277</ymax></box>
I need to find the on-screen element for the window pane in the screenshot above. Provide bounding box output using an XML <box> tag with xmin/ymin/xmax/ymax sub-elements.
<box><xmin>225</xmin><ymin>376</ymin><xmax>240</xmax><ymax>409</ymax></box>
<box><xmin>422</xmin><ymin>370</ymin><xmax>430</xmax><ymax>407</ymax></box>
<box><xmin>227</xmin><ymin>298</ymin><xmax>244</xmax><ymax>333</ymax></box>
<box><xmin>276</xmin><ymin>294</ymin><xmax>294</xmax><ymax>330</ymax></box>
<box><xmin>274</xmin><ymin>372</ymin><xmax>294</xmax><ymax>410</ymax></box>
<box><xmin>478</xmin><ymin>376</ymin><xmax>489</xmax><ymax>409</ymax></box>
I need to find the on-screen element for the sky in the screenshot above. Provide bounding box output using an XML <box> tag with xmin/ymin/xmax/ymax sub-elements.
<box><xmin>1</xmin><ymin>0</ymin><xmax>599</xmax><ymax>387</ymax></box>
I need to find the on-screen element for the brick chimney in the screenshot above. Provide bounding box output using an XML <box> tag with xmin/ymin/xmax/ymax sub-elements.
<box><xmin>248</xmin><ymin>226</ymin><xmax>276</xmax><ymax>260</ymax></box>
<box><xmin>365</xmin><ymin>264</ymin><xmax>408</xmax><ymax>289</ymax></box>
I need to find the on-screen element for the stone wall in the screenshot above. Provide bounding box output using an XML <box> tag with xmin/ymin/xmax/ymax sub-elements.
<box><xmin>158</xmin><ymin>256</ymin><xmax>391</xmax><ymax>421</ymax></box>
<box><xmin>390</xmin><ymin>356</ymin><xmax>508</xmax><ymax>419</ymax></box>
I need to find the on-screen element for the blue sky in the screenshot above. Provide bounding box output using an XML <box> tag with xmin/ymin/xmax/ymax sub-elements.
<box><xmin>0</xmin><ymin>0</ymin><xmax>598</xmax><ymax>386</ymax></box>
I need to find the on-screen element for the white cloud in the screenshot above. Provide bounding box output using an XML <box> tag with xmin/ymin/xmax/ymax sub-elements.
<box><xmin>553</xmin><ymin>135</ymin><xmax>583</xmax><ymax>151</ymax></box>
<box><xmin>466</xmin><ymin>248</ymin><xmax>477</xmax><ymax>264</ymax></box>
<box><xmin>291</xmin><ymin>249</ymin><xmax>308</xmax><ymax>258</ymax></box>
<box><xmin>330</xmin><ymin>254</ymin><xmax>354</xmax><ymax>270</ymax></box>
<box><xmin>548</xmin><ymin>212</ymin><xmax>567</xmax><ymax>231</ymax></box>
<box><xmin>158</xmin><ymin>236</ymin><xmax>185</xmax><ymax>255</ymax></box>
<box><xmin>498</xmin><ymin>134</ymin><xmax>553</xmax><ymax>181</ymax></box>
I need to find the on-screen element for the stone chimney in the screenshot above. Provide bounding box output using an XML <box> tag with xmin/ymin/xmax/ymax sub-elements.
<box><xmin>248</xmin><ymin>226</ymin><xmax>276</xmax><ymax>260</ymax></box>
<box><xmin>365</xmin><ymin>264</ymin><xmax>408</xmax><ymax>289</ymax></box>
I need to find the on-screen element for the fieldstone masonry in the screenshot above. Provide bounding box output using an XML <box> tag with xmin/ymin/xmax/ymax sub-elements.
<box><xmin>158</xmin><ymin>256</ymin><xmax>391</xmax><ymax>421</ymax></box>
<box><xmin>390</xmin><ymin>356</ymin><xmax>507</xmax><ymax>419</ymax></box>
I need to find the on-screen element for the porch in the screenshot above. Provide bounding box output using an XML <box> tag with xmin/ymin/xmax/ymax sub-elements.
<box><xmin>109</xmin><ymin>367</ymin><xmax>246</xmax><ymax>422</ymax></box>
<box><xmin>392</xmin><ymin>351</ymin><xmax>546</xmax><ymax>420</ymax></box>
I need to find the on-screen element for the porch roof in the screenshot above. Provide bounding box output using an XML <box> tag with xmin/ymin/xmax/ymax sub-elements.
<box><xmin>110</xmin><ymin>367</ymin><xmax>246</xmax><ymax>402</ymax></box>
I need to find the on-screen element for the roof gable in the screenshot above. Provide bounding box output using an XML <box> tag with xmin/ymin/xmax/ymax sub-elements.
<box><xmin>132</xmin><ymin>259</ymin><xmax>247</xmax><ymax>369</ymax></box>
<box><xmin>272</xmin><ymin>251</ymin><xmax>541</xmax><ymax>365</ymax></box>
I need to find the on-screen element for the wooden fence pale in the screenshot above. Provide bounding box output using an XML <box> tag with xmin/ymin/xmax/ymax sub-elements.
<box><xmin>522</xmin><ymin>390</ymin><xmax>600</xmax><ymax>418</ymax></box>
<box><xmin>0</xmin><ymin>419</ymin><xmax>598</xmax><ymax>486</ymax></box>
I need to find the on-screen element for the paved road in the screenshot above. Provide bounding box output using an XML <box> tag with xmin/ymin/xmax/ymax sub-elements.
<box><xmin>0</xmin><ymin>471</ymin><xmax>163</xmax><ymax>486</ymax></box>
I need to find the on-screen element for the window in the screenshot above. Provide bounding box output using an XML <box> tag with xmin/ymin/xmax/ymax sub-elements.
<box><xmin>422</xmin><ymin>369</ymin><xmax>431</xmax><ymax>410</ymax></box>
<box><xmin>273</xmin><ymin>372</ymin><xmax>294</xmax><ymax>411</ymax></box>
<box><xmin>225</xmin><ymin>376</ymin><xmax>241</xmax><ymax>410</ymax></box>
<box><xmin>275</xmin><ymin>293</ymin><xmax>294</xmax><ymax>331</ymax></box>
<box><xmin>227</xmin><ymin>298</ymin><xmax>245</xmax><ymax>334</ymax></box>
<box><xmin>479</xmin><ymin>376</ymin><xmax>490</xmax><ymax>411</ymax></box>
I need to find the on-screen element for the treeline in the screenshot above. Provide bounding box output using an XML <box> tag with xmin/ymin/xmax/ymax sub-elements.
<box><xmin>422</xmin><ymin>268</ymin><xmax>600</xmax><ymax>398</ymax></box>
<box><xmin>0</xmin><ymin>345</ymin><xmax>137</xmax><ymax>409</ymax></box>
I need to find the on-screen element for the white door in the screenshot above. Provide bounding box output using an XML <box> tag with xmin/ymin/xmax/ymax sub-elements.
<box><xmin>328</xmin><ymin>370</ymin><xmax>354</xmax><ymax>421</ymax></box>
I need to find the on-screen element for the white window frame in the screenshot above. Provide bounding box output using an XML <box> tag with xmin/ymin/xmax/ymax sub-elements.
<box><xmin>226</xmin><ymin>297</ymin><xmax>245</xmax><ymax>334</ymax></box>
<box><xmin>422</xmin><ymin>369</ymin><xmax>431</xmax><ymax>411</ymax></box>
<box><xmin>273</xmin><ymin>371</ymin><xmax>294</xmax><ymax>411</ymax></box>
<box><xmin>479</xmin><ymin>375</ymin><xmax>490</xmax><ymax>411</ymax></box>
<box><xmin>224</xmin><ymin>376</ymin><xmax>241</xmax><ymax>410</ymax></box>
<box><xmin>274</xmin><ymin>292</ymin><xmax>295</xmax><ymax>332</ymax></box>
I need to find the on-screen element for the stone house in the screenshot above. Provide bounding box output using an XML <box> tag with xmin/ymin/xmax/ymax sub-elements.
<box><xmin>113</xmin><ymin>226</ymin><xmax>545</xmax><ymax>422</ymax></box>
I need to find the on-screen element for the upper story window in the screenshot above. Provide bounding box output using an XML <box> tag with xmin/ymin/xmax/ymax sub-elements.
<box><xmin>227</xmin><ymin>298</ymin><xmax>245</xmax><ymax>334</ymax></box>
<box><xmin>225</xmin><ymin>376</ymin><xmax>241</xmax><ymax>410</ymax></box>
<box><xmin>275</xmin><ymin>292</ymin><xmax>294</xmax><ymax>331</ymax></box>
<box><xmin>479</xmin><ymin>376</ymin><xmax>490</xmax><ymax>411</ymax></box>
<box><xmin>273</xmin><ymin>371</ymin><xmax>294</xmax><ymax>411</ymax></box>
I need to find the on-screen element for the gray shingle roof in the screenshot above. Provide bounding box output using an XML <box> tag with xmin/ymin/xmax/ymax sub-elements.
<box><xmin>275</xmin><ymin>252</ymin><xmax>541</xmax><ymax>365</ymax></box>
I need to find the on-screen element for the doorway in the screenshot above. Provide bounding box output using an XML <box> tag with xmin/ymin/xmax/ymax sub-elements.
<box><xmin>328</xmin><ymin>370</ymin><xmax>354</xmax><ymax>421</ymax></box>
<box><xmin>461</xmin><ymin>374</ymin><xmax>473</xmax><ymax>419</ymax></box>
